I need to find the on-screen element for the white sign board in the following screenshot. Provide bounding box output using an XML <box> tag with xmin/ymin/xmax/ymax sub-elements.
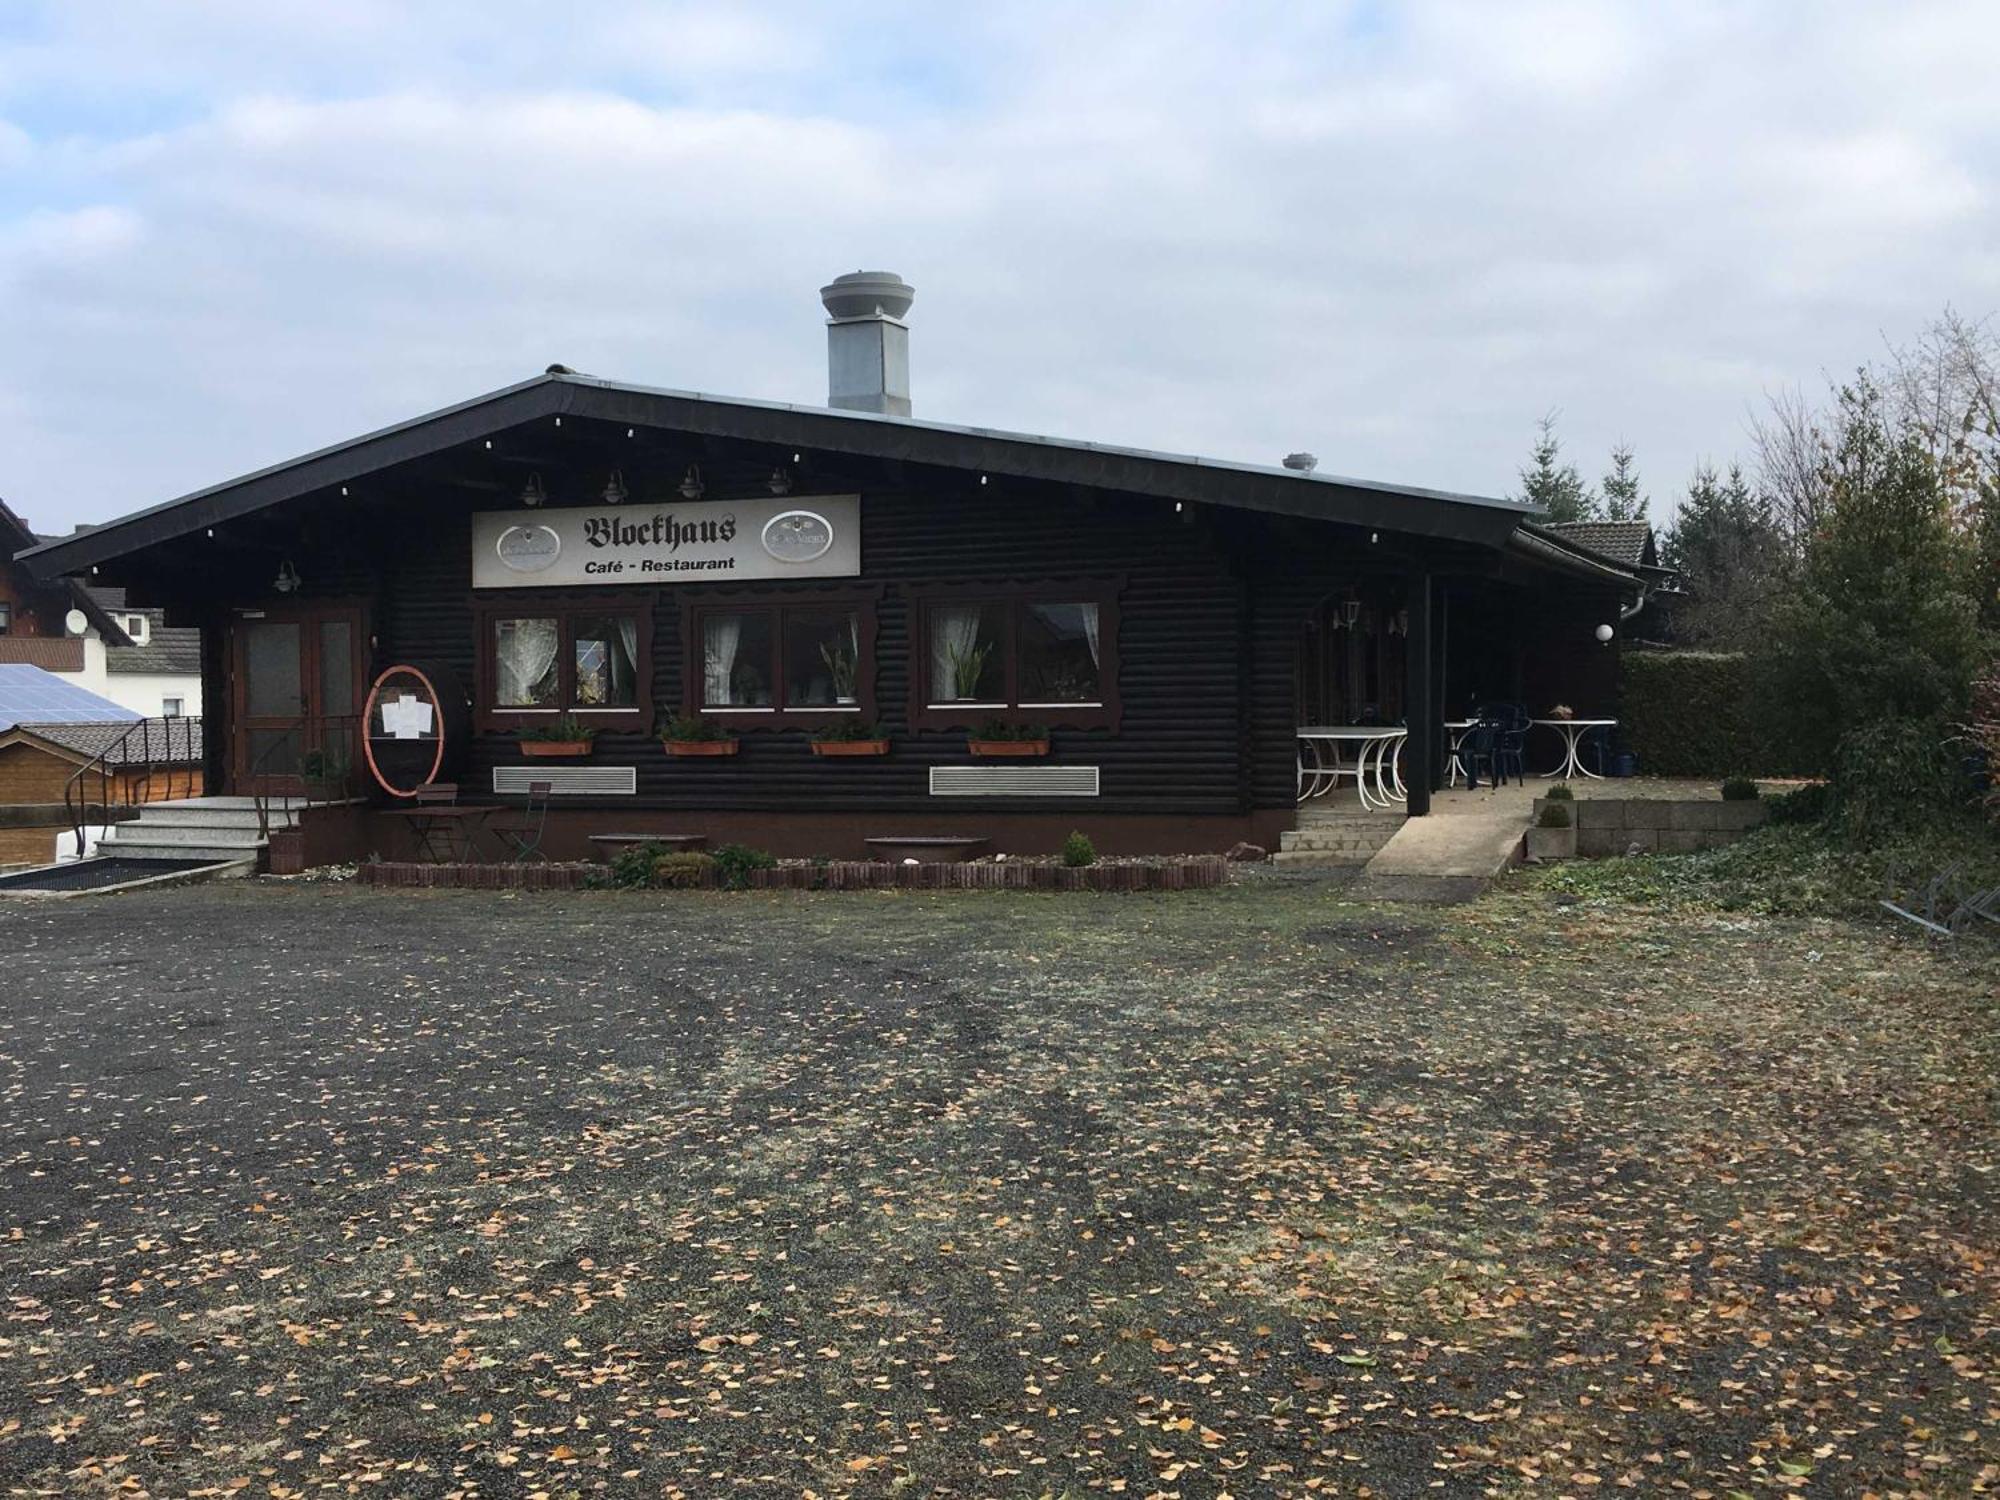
<box><xmin>471</xmin><ymin>494</ymin><xmax>861</xmax><ymax>589</ymax></box>
<box><xmin>380</xmin><ymin>693</ymin><xmax>434</xmax><ymax>740</ymax></box>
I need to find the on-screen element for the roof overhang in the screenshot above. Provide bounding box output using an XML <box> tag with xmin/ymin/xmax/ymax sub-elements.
<box><xmin>1509</xmin><ymin>523</ymin><xmax>1648</xmax><ymax>588</ymax></box>
<box><xmin>22</xmin><ymin>372</ymin><xmax>1537</xmax><ymax>580</ymax></box>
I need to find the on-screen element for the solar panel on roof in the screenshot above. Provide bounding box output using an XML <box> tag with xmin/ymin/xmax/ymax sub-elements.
<box><xmin>0</xmin><ymin>664</ymin><xmax>142</xmax><ymax>732</ymax></box>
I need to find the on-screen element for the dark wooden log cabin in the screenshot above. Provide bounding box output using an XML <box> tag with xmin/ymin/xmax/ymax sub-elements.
<box><xmin>21</xmin><ymin>283</ymin><xmax>1647</xmax><ymax>863</ymax></box>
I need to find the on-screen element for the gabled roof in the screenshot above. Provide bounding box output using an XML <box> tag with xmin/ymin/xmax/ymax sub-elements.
<box><xmin>20</xmin><ymin>371</ymin><xmax>1538</xmax><ymax>580</ymax></box>
<box><xmin>0</xmin><ymin>498</ymin><xmax>131</xmax><ymax>643</ymax></box>
<box><xmin>83</xmin><ymin>587</ymin><xmax>202</xmax><ymax>675</ymax></box>
<box><xmin>1543</xmin><ymin>520</ymin><xmax>1657</xmax><ymax>570</ymax></box>
<box><xmin>1</xmin><ymin>719</ymin><xmax>200</xmax><ymax>764</ymax></box>
<box><xmin>0</xmin><ymin>663</ymin><xmax>141</xmax><ymax>732</ymax></box>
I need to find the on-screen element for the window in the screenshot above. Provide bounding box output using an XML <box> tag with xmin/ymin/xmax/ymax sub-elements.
<box><xmin>162</xmin><ymin>697</ymin><xmax>184</xmax><ymax>718</ymax></box>
<box><xmin>0</xmin><ymin>602</ymin><xmax>11</xmax><ymax>636</ymax></box>
<box><xmin>689</xmin><ymin>598</ymin><xmax>875</xmax><ymax>721</ymax></box>
<box><xmin>913</xmin><ymin>583</ymin><xmax>1120</xmax><ymax>729</ymax></box>
<box><xmin>475</xmin><ymin>597</ymin><xmax>651</xmax><ymax>728</ymax></box>
<box><xmin>124</xmin><ymin>614</ymin><xmax>149</xmax><ymax>644</ymax></box>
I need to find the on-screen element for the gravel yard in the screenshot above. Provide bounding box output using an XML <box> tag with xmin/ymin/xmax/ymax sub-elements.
<box><xmin>1</xmin><ymin>880</ymin><xmax>1995</xmax><ymax>1497</ymax></box>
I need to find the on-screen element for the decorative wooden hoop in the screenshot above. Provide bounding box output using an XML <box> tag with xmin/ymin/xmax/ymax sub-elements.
<box><xmin>362</xmin><ymin>663</ymin><xmax>448</xmax><ymax>797</ymax></box>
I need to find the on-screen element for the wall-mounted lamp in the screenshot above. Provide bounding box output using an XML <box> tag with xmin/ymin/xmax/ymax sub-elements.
<box><xmin>1342</xmin><ymin>597</ymin><xmax>1362</xmax><ymax>627</ymax></box>
<box><xmin>767</xmin><ymin>465</ymin><xmax>793</xmax><ymax>496</ymax></box>
<box><xmin>273</xmin><ymin>559</ymin><xmax>302</xmax><ymax>595</ymax></box>
<box><xmin>602</xmin><ymin>469</ymin><xmax>628</xmax><ymax>505</ymax></box>
<box><xmin>679</xmin><ymin>465</ymin><xmax>706</xmax><ymax>500</ymax></box>
<box><xmin>521</xmin><ymin>472</ymin><xmax>547</xmax><ymax>508</ymax></box>
<box><xmin>1594</xmin><ymin>623</ymin><xmax>1615</xmax><ymax>644</ymax></box>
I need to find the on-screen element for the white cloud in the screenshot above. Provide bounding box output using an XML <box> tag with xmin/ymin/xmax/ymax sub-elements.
<box><xmin>0</xmin><ymin>0</ymin><xmax>1996</xmax><ymax>530</ymax></box>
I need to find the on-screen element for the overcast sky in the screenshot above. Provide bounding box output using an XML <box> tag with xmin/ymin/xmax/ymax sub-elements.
<box><xmin>1</xmin><ymin>1</ymin><xmax>1995</xmax><ymax>534</ymax></box>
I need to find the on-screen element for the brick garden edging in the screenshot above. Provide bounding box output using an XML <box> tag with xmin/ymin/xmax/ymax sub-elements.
<box><xmin>353</xmin><ymin>857</ymin><xmax>1230</xmax><ymax>892</ymax></box>
<box><xmin>358</xmin><ymin>861</ymin><xmax>597</xmax><ymax>889</ymax></box>
<box><xmin>749</xmin><ymin>857</ymin><xmax>1230</xmax><ymax>891</ymax></box>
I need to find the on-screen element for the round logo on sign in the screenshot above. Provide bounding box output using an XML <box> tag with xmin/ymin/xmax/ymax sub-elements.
<box><xmin>761</xmin><ymin>510</ymin><xmax>834</xmax><ymax>564</ymax></box>
<box><xmin>496</xmin><ymin>524</ymin><xmax>561</xmax><ymax>573</ymax></box>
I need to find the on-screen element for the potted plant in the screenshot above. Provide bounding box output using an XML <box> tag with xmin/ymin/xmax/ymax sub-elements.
<box><xmin>819</xmin><ymin>640</ymin><xmax>860</xmax><ymax>706</ymax></box>
<box><xmin>1525</xmin><ymin>800</ymin><xmax>1576</xmax><ymax>862</ymax></box>
<box><xmin>967</xmin><ymin>719</ymin><xmax>1050</xmax><ymax>757</ymax></box>
<box><xmin>299</xmin><ymin>744</ymin><xmax>351</xmax><ymax>799</ymax></box>
<box><xmin>809</xmin><ymin>720</ymin><xmax>890</xmax><ymax>757</ymax></box>
<box><xmin>659</xmin><ymin>713</ymin><xmax>740</xmax><ymax>757</ymax></box>
<box><xmin>1549</xmin><ymin>703</ymin><xmax>1575</xmax><ymax>722</ymax></box>
<box><xmin>520</xmin><ymin>715</ymin><xmax>597</xmax><ymax>758</ymax></box>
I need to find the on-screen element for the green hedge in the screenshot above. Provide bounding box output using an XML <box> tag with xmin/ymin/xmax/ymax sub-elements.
<box><xmin>1620</xmin><ymin>651</ymin><xmax>1806</xmax><ymax>778</ymax></box>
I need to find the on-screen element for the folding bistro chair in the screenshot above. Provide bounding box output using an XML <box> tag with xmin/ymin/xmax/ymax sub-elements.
<box><xmin>491</xmin><ymin>780</ymin><xmax>552</xmax><ymax>863</ymax></box>
<box><xmin>408</xmin><ymin>781</ymin><xmax>460</xmax><ymax>863</ymax></box>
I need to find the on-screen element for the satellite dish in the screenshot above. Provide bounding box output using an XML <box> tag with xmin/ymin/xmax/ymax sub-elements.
<box><xmin>63</xmin><ymin>608</ymin><xmax>88</xmax><ymax>636</ymax></box>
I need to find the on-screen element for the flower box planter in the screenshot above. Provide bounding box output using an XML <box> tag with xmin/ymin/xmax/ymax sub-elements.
<box><xmin>664</xmin><ymin>739</ymin><xmax>739</xmax><ymax>757</ymax></box>
<box><xmin>521</xmin><ymin>740</ymin><xmax>594</xmax><ymax>758</ymax></box>
<box><xmin>810</xmin><ymin>739</ymin><xmax>890</xmax><ymax>757</ymax></box>
<box><xmin>968</xmin><ymin>739</ymin><xmax>1050</xmax><ymax>758</ymax></box>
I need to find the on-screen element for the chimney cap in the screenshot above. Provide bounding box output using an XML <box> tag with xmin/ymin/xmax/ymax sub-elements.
<box><xmin>1282</xmin><ymin>452</ymin><xmax>1319</xmax><ymax>473</ymax></box>
<box><xmin>821</xmin><ymin>270</ymin><xmax>914</xmax><ymax>321</ymax></box>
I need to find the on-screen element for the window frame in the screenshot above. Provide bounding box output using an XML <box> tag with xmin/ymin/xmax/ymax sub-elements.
<box><xmin>678</xmin><ymin>585</ymin><xmax>882</xmax><ymax>728</ymax></box>
<box><xmin>907</xmin><ymin>578</ymin><xmax>1122</xmax><ymax>731</ymax></box>
<box><xmin>0</xmin><ymin>601</ymin><xmax>11</xmax><ymax>636</ymax></box>
<box><xmin>473</xmin><ymin>592</ymin><xmax>654</xmax><ymax>731</ymax></box>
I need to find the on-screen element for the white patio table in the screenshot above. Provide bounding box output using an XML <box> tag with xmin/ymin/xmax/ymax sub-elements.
<box><xmin>1444</xmin><ymin>719</ymin><xmax>1476</xmax><ymax>787</ymax></box>
<box><xmin>1296</xmin><ymin>726</ymin><xmax>1408</xmax><ymax>811</ymax></box>
<box><xmin>1530</xmin><ymin>717</ymin><xmax>1617</xmax><ymax>779</ymax></box>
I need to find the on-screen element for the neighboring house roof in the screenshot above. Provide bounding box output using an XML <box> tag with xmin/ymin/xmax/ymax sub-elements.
<box><xmin>82</xmin><ymin>585</ymin><xmax>202</xmax><ymax>675</ymax></box>
<box><xmin>0</xmin><ymin>498</ymin><xmax>131</xmax><ymax>644</ymax></box>
<box><xmin>1543</xmin><ymin>521</ymin><xmax>1658</xmax><ymax>570</ymax></box>
<box><xmin>1</xmin><ymin>719</ymin><xmax>201</xmax><ymax>765</ymax></box>
<box><xmin>0</xmin><ymin>663</ymin><xmax>141</xmax><ymax>732</ymax></box>
<box><xmin>19</xmin><ymin>371</ymin><xmax>1542</xmax><ymax>581</ymax></box>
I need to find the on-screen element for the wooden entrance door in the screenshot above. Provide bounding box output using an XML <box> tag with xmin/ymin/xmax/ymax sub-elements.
<box><xmin>229</xmin><ymin>605</ymin><xmax>367</xmax><ymax>791</ymax></box>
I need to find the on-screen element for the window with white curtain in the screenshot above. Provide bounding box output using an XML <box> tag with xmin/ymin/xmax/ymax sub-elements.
<box><xmin>480</xmin><ymin>600</ymin><xmax>649</xmax><ymax>725</ymax></box>
<box><xmin>925</xmin><ymin>599</ymin><xmax>1105</xmax><ymax>708</ymax></box>
<box><xmin>693</xmin><ymin>603</ymin><xmax>868</xmax><ymax>716</ymax></box>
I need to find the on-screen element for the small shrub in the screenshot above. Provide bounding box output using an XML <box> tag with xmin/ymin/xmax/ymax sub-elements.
<box><xmin>657</xmin><ymin>713</ymin><xmax>733</xmax><ymax>743</ymax></box>
<box><xmin>711</xmin><ymin>842</ymin><xmax>778</xmax><ymax>889</ymax></box>
<box><xmin>651</xmin><ymin>851</ymin><xmax>716</xmax><ymax>889</ymax></box>
<box><xmin>1720</xmin><ymin>776</ymin><xmax>1761</xmax><ymax>802</ymax></box>
<box><xmin>608</xmin><ymin>840</ymin><xmax>668</xmax><ymax>888</ymax></box>
<box><xmin>1829</xmin><ymin>716</ymin><xmax>1965</xmax><ymax>838</ymax></box>
<box><xmin>1060</xmin><ymin>831</ymin><xmax>1097</xmax><ymax>867</ymax></box>
<box><xmin>1767</xmin><ymin>782</ymin><xmax>1832</xmax><ymax>826</ymax></box>
<box><xmin>521</xmin><ymin>714</ymin><xmax>597</xmax><ymax>744</ymax></box>
<box><xmin>1535</xmin><ymin>802</ymin><xmax>1572</xmax><ymax>829</ymax></box>
<box><xmin>1544</xmin><ymin>781</ymin><xmax>1575</xmax><ymax>801</ymax></box>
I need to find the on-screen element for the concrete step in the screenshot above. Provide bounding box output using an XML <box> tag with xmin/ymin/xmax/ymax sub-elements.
<box><xmin>102</xmin><ymin>822</ymin><xmax>268</xmax><ymax>850</ymax></box>
<box><xmin>1280</xmin><ymin>824</ymin><xmax>1403</xmax><ymax>854</ymax></box>
<box><xmin>131</xmin><ymin>806</ymin><xmax>297</xmax><ymax>830</ymax></box>
<box><xmin>91</xmin><ymin>839</ymin><xmax>267</xmax><ymax>863</ymax></box>
<box><xmin>1271</xmin><ymin>849</ymin><xmax>1377</xmax><ymax>868</ymax></box>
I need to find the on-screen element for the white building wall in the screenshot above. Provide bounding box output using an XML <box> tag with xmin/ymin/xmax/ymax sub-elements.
<box><xmin>60</xmin><ymin>633</ymin><xmax>203</xmax><ymax>719</ymax></box>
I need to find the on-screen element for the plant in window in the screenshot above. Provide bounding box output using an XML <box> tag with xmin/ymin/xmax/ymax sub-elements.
<box><xmin>658</xmin><ymin>713</ymin><xmax>740</xmax><ymax>757</ymax></box>
<box><xmin>946</xmin><ymin>640</ymin><xmax>992</xmax><ymax>701</ymax></box>
<box><xmin>818</xmin><ymin>639</ymin><xmax>859</xmax><ymax>703</ymax></box>
<box><xmin>808</xmin><ymin>720</ymin><xmax>889</xmax><ymax>757</ymax></box>
<box><xmin>967</xmin><ymin>719</ymin><xmax>1051</xmax><ymax>757</ymax></box>
<box><xmin>519</xmin><ymin>714</ymin><xmax>598</xmax><ymax>757</ymax></box>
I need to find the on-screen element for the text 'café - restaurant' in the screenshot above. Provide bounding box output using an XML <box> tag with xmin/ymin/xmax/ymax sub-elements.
<box><xmin>24</xmin><ymin>273</ymin><xmax>1650</xmax><ymax>861</ymax></box>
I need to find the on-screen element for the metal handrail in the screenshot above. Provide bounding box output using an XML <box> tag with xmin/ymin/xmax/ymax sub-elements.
<box><xmin>63</xmin><ymin>715</ymin><xmax>205</xmax><ymax>858</ymax></box>
<box><xmin>250</xmin><ymin>713</ymin><xmax>365</xmax><ymax>839</ymax></box>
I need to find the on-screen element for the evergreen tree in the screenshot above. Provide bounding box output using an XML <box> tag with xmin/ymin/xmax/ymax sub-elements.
<box><xmin>1599</xmin><ymin>442</ymin><xmax>1648</xmax><ymax>521</ymax></box>
<box><xmin>1515</xmin><ymin>413</ymin><xmax>1596</xmax><ymax>523</ymax></box>
<box><xmin>1663</xmin><ymin>462</ymin><xmax>1784</xmax><ymax>650</ymax></box>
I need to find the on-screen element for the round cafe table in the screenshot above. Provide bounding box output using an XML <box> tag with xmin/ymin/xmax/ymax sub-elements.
<box><xmin>1531</xmin><ymin>717</ymin><xmax>1617</xmax><ymax>780</ymax></box>
<box><xmin>1296</xmin><ymin>726</ymin><xmax>1408</xmax><ymax>810</ymax></box>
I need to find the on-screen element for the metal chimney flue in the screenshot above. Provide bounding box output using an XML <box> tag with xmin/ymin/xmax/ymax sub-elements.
<box><xmin>821</xmin><ymin>270</ymin><xmax>914</xmax><ymax>417</ymax></box>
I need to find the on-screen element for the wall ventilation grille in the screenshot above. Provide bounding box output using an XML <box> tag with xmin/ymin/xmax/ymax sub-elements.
<box><xmin>492</xmin><ymin>766</ymin><xmax>637</xmax><ymax>797</ymax></box>
<box><xmin>929</xmin><ymin>766</ymin><xmax>1100</xmax><ymax>798</ymax></box>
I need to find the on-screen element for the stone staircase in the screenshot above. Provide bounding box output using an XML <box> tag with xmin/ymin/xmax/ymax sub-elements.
<box><xmin>1273</xmin><ymin>809</ymin><xmax>1406</xmax><ymax>868</ymax></box>
<box><xmin>95</xmin><ymin>796</ymin><xmax>297</xmax><ymax>864</ymax></box>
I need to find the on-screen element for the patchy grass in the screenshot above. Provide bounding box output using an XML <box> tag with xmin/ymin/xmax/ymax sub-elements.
<box><xmin>1524</xmin><ymin>818</ymin><xmax>2000</xmax><ymax>917</ymax></box>
<box><xmin>0</xmin><ymin>880</ymin><xmax>1996</xmax><ymax>1497</ymax></box>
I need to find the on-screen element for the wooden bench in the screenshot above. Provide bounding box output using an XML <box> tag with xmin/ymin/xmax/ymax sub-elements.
<box><xmin>864</xmin><ymin>835</ymin><xmax>990</xmax><ymax>864</ymax></box>
<box><xmin>588</xmin><ymin>833</ymin><xmax>708</xmax><ymax>861</ymax></box>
